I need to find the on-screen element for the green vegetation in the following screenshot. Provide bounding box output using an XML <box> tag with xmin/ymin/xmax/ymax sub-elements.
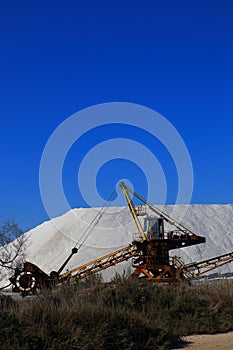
<box><xmin>1</xmin><ymin>276</ymin><xmax>233</xmax><ymax>349</ymax></box>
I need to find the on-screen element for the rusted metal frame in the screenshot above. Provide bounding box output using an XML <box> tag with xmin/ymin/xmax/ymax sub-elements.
<box><xmin>172</xmin><ymin>256</ymin><xmax>195</xmax><ymax>279</ymax></box>
<box><xmin>60</xmin><ymin>244</ymin><xmax>139</xmax><ymax>280</ymax></box>
<box><xmin>195</xmin><ymin>257</ymin><xmax>233</xmax><ymax>277</ymax></box>
<box><xmin>132</xmin><ymin>266</ymin><xmax>154</xmax><ymax>279</ymax></box>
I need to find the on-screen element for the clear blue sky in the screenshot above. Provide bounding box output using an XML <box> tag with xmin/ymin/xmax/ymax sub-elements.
<box><xmin>0</xmin><ymin>0</ymin><xmax>233</xmax><ymax>231</ymax></box>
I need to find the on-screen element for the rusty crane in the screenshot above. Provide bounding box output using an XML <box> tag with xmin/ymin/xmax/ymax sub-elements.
<box><xmin>9</xmin><ymin>182</ymin><xmax>233</xmax><ymax>296</ymax></box>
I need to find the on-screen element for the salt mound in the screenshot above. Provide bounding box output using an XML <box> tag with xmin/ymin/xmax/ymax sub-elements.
<box><xmin>22</xmin><ymin>204</ymin><xmax>233</xmax><ymax>280</ymax></box>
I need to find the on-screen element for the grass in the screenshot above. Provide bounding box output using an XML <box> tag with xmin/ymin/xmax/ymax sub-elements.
<box><xmin>1</xmin><ymin>276</ymin><xmax>233</xmax><ymax>349</ymax></box>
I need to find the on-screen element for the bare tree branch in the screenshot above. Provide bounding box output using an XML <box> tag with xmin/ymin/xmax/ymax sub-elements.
<box><xmin>0</xmin><ymin>219</ymin><xmax>27</xmax><ymax>282</ymax></box>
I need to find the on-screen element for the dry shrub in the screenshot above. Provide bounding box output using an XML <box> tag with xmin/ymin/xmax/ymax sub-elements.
<box><xmin>1</xmin><ymin>277</ymin><xmax>233</xmax><ymax>349</ymax></box>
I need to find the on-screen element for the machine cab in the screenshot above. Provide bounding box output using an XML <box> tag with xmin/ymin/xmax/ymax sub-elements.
<box><xmin>144</xmin><ymin>216</ymin><xmax>165</xmax><ymax>240</ymax></box>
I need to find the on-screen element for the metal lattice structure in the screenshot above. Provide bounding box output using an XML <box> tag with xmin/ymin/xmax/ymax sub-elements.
<box><xmin>9</xmin><ymin>182</ymin><xmax>233</xmax><ymax>296</ymax></box>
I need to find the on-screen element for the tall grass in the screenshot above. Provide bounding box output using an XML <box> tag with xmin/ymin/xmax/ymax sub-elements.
<box><xmin>1</xmin><ymin>276</ymin><xmax>233</xmax><ymax>349</ymax></box>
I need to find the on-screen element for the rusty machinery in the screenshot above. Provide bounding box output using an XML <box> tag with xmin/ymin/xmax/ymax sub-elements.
<box><xmin>9</xmin><ymin>182</ymin><xmax>233</xmax><ymax>296</ymax></box>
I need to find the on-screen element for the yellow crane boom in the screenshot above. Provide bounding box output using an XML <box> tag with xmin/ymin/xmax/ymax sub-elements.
<box><xmin>180</xmin><ymin>251</ymin><xmax>233</xmax><ymax>278</ymax></box>
<box><xmin>60</xmin><ymin>244</ymin><xmax>139</xmax><ymax>281</ymax></box>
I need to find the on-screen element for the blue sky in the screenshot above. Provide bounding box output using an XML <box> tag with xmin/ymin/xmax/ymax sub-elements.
<box><xmin>0</xmin><ymin>0</ymin><xmax>233</xmax><ymax>230</ymax></box>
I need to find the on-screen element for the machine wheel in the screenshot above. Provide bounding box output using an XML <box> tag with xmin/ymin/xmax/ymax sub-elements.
<box><xmin>15</xmin><ymin>271</ymin><xmax>37</xmax><ymax>296</ymax></box>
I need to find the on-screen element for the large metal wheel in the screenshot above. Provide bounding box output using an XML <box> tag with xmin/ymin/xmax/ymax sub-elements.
<box><xmin>15</xmin><ymin>271</ymin><xmax>37</xmax><ymax>296</ymax></box>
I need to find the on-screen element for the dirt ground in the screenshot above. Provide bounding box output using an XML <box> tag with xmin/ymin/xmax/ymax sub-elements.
<box><xmin>173</xmin><ymin>331</ymin><xmax>233</xmax><ymax>350</ymax></box>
